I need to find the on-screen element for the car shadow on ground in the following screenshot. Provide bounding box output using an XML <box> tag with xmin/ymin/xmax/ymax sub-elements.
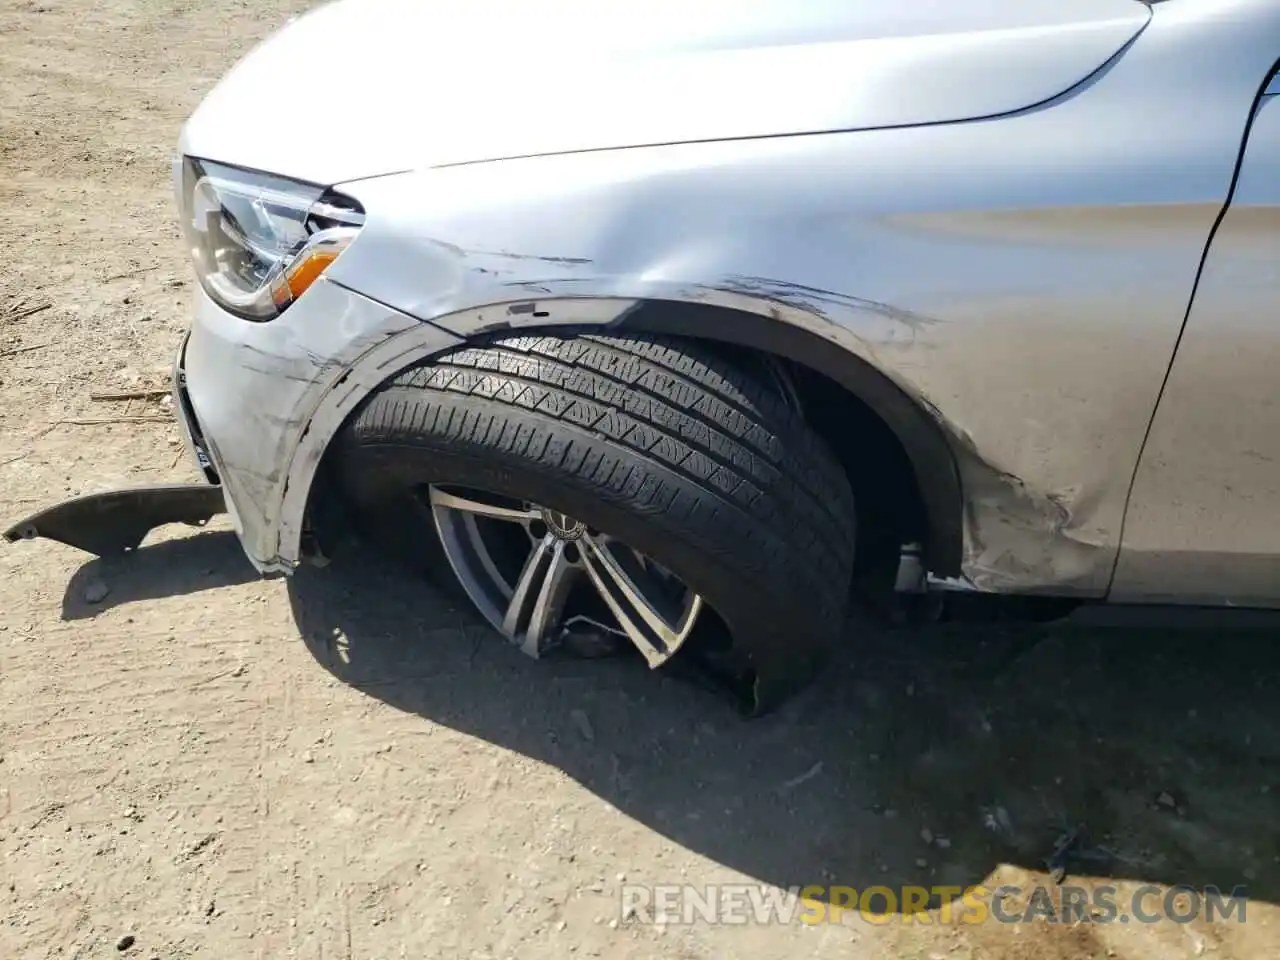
<box><xmin>59</xmin><ymin>530</ymin><xmax>259</xmax><ymax>621</ymax></box>
<box><xmin>56</xmin><ymin>531</ymin><xmax>1279</xmax><ymax>911</ymax></box>
<box><xmin>283</xmin><ymin>539</ymin><xmax>1280</xmax><ymax>911</ymax></box>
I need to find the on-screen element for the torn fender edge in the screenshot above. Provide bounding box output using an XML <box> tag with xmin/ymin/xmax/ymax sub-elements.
<box><xmin>3</xmin><ymin>484</ymin><xmax>227</xmax><ymax>558</ymax></box>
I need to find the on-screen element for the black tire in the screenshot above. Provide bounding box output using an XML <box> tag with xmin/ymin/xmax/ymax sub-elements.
<box><xmin>334</xmin><ymin>331</ymin><xmax>857</xmax><ymax>712</ymax></box>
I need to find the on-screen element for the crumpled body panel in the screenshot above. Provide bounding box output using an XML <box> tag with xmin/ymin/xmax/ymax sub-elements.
<box><xmin>316</xmin><ymin>0</ymin><xmax>1278</xmax><ymax>594</ymax></box>
<box><xmin>165</xmin><ymin>0</ymin><xmax>1280</xmax><ymax>598</ymax></box>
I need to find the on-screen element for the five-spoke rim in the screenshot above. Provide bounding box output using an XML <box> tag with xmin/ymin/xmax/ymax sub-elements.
<box><xmin>426</xmin><ymin>485</ymin><xmax>703</xmax><ymax>666</ymax></box>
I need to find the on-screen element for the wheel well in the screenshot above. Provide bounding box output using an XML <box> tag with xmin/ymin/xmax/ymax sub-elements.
<box><xmin>618</xmin><ymin>299</ymin><xmax>963</xmax><ymax>580</ymax></box>
<box><xmin>304</xmin><ymin>298</ymin><xmax>965</xmax><ymax>583</ymax></box>
<box><xmin>787</xmin><ymin>362</ymin><xmax>928</xmax><ymax>585</ymax></box>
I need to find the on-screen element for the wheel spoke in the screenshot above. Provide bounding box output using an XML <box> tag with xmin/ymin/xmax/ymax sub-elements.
<box><xmin>503</xmin><ymin>535</ymin><xmax>579</xmax><ymax>657</ymax></box>
<box><xmin>429</xmin><ymin>486</ymin><xmax>538</xmax><ymax>524</ymax></box>
<box><xmin>427</xmin><ymin>485</ymin><xmax>701</xmax><ymax>667</ymax></box>
<box><xmin>581</xmin><ymin>535</ymin><xmax>702</xmax><ymax>667</ymax></box>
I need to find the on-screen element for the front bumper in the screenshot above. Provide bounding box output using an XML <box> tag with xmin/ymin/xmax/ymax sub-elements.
<box><xmin>173</xmin><ymin>335</ymin><xmax>218</xmax><ymax>483</ymax></box>
<box><xmin>3</xmin><ymin>280</ymin><xmax>437</xmax><ymax>566</ymax></box>
<box><xmin>175</xmin><ymin>278</ymin><xmax>426</xmax><ymax>572</ymax></box>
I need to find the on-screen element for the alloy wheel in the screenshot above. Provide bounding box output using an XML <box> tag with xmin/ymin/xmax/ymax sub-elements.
<box><xmin>427</xmin><ymin>485</ymin><xmax>704</xmax><ymax>666</ymax></box>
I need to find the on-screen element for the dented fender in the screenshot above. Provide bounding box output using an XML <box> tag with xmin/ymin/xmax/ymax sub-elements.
<box><xmin>179</xmin><ymin>0</ymin><xmax>1279</xmax><ymax>594</ymax></box>
<box><xmin>257</xmin><ymin>275</ymin><xmax>1109</xmax><ymax>596</ymax></box>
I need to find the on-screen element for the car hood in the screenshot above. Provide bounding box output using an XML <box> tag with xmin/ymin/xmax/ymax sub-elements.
<box><xmin>180</xmin><ymin>0</ymin><xmax>1149</xmax><ymax>186</ymax></box>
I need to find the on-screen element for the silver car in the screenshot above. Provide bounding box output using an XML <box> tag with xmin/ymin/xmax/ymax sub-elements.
<box><xmin>9</xmin><ymin>0</ymin><xmax>1280</xmax><ymax>711</ymax></box>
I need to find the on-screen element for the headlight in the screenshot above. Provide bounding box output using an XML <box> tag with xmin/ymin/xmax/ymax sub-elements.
<box><xmin>179</xmin><ymin>158</ymin><xmax>364</xmax><ymax>321</ymax></box>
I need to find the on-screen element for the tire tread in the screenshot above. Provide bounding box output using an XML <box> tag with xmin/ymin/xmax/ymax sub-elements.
<box><xmin>343</xmin><ymin>331</ymin><xmax>856</xmax><ymax>637</ymax></box>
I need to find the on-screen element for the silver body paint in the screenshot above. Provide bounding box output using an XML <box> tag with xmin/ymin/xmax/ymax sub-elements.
<box><xmin>180</xmin><ymin>0</ymin><xmax>1150</xmax><ymax>185</ymax></box>
<box><xmin>176</xmin><ymin>0</ymin><xmax>1280</xmax><ymax>603</ymax></box>
<box><xmin>1111</xmin><ymin>88</ymin><xmax>1280</xmax><ymax>605</ymax></box>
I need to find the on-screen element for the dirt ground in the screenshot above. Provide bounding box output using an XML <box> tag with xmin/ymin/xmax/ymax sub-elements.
<box><xmin>2</xmin><ymin>2</ymin><xmax>1279</xmax><ymax>958</ymax></box>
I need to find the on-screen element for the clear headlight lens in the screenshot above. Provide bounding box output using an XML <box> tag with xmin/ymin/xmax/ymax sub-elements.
<box><xmin>179</xmin><ymin>158</ymin><xmax>364</xmax><ymax>321</ymax></box>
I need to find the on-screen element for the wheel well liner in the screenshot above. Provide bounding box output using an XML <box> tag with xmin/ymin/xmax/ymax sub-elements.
<box><xmin>617</xmin><ymin>300</ymin><xmax>963</xmax><ymax>576</ymax></box>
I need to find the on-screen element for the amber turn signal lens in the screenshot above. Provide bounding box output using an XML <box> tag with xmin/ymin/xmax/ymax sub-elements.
<box><xmin>285</xmin><ymin>249</ymin><xmax>342</xmax><ymax>300</ymax></box>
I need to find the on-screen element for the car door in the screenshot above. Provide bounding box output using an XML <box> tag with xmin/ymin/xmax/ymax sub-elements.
<box><xmin>1112</xmin><ymin>70</ymin><xmax>1280</xmax><ymax>606</ymax></box>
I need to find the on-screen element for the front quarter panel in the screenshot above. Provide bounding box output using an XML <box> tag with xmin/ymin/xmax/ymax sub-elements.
<box><xmin>318</xmin><ymin>0</ymin><xmax>1278</xmax><ymax>595</ymax></box>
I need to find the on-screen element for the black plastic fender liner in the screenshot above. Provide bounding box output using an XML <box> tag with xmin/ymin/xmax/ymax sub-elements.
<box><xmin>3</xmin><ymin>484</ymin><xmax>227</xmax><ymax>557</ymax></box>
<box><xmin>617</xmin><ymin>300</ymin><xmax>964</xmax><ymax>577</ymax></box>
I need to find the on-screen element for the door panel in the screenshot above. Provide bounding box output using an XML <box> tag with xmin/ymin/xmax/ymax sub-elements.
<box><xmin>1113</xmin><ymin>89</ymin><xmax>1280</xmax><ymax>605</ymax></box>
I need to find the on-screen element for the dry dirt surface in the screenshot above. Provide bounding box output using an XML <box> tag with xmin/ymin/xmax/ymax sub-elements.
<box><xmin>2</xmin><ymin>2</ymin><xmax>1279</xmax><ymax>958</ymax></box>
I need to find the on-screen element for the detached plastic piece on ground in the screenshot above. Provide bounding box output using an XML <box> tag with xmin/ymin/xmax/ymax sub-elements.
<box><xmin>3</xmin><ymin>485</ymin><xmax>227</xmax><ymax>557</ymax></box>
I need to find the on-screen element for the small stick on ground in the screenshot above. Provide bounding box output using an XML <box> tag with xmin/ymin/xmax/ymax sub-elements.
<box><xmin>57</xmin><ymin>416</ymin><xmax>172</xmax><ymax>426</ymax></box>
<box><xmin>102</xmin><ymin>265</ymin><xmax>159</xmax><ymax>282</ymax></box>
<box><xmin>3</xmin><ymin>302</ymin><xmax>52</xmax><ymax>322</ymax></box>
<box><xmin>90</xmin><ymin>387</ymin><xmax>171</xmax><ymax>402</ymax></box>
<box><xmin>0</xmin><ymin>342</ymin><xmax>52</xmax><ymax>360</ymax></box>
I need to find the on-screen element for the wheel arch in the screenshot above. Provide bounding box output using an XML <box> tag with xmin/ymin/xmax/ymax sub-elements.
<box><xmin>286</xmin><ymin>293</ymin><xmax>964</xmax><ymax>579</ymax></box>
<box><xmin>616</xmin><ymin>300</ymin><xmax>963</xmax><ymax>578</ymax></box>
